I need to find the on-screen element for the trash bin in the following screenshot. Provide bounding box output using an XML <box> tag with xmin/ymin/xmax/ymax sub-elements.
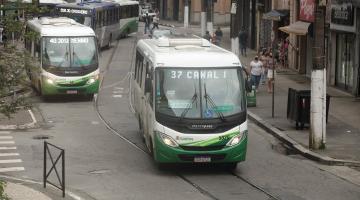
<box><xmin>247</xmin><ymin>85</ymin><xmax>256</xmax><ymax>107</ymax></box>
<box><xmin>287</xmin><ymin>88</ymin><xmax>330</xmax><ymax>130</ymax></box>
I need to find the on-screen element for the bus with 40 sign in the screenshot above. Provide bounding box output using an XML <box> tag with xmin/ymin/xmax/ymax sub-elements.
<box><xmin>132</xmin><ymin>35</ymin><xmax>249</xmax><ymax>169</ymax></box>
<box><xmin>25</xmin><ymin>17</ymin><xmax>100</xmax><ymax>99</ymax></box>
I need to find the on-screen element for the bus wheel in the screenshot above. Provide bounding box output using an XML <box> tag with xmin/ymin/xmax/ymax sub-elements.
<box><xmin>138</xmin><ymin>117</ymin><xmax>145</xmax><ymax>142</ymax></box>
<box><xmin>86</xmin><ymin>94</ymin><xmax>94</xmax><ymax>101</ymax></box>
<box><xmin>37</xmin><ymin>82</ymin><xmax>42</xmax><ymax>96</ymax></box>
<box><xmin>126</xmin><ymin>28</ymin><xmax>130</xmax><ymax>37</ymax></box>
<box><xmin>149</xmin><ymin>138</ymin><xmax>154</xmax><ymax>158</ymax></box>
<box><xmin>223</xmin><ymin>162</ymin><xmax>238</xmax><ymax>171</ymax></box>
<box><xmin>107</xmin><ymin>35</ymin><xmax>112</xmax><ymax>49</ymax></box>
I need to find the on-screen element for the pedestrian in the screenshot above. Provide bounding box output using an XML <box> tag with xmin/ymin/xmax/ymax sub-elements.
<box><xmin>238</xmin><ymin>27</ymin><xmax>248</xmax><ymax>56</ymax></box>
<box><xmin>203</xmin><ymin>31</ymin><xmax>211</xmax><ymax>41</ymax></box>
<box><xmin>249</xmin><ymin>56</ymin><xmax>263</xmax><ymax>92</ymax></box>
<box><xmin>214</xmin><ymin>26</ymin><xmax>223</xmax><ymax>46</ymax></box>
<box><xmin>151</xmin><ymin>14</ymin><xmax>159</xmax><ymax>31</ymax></box>
<box><xmin>267</xmin><ymin>53</ymin><xmax>275</xmax><ymax>93</ymax></box>
<box><xmin>144</xmin><ymin>13</ymin><xmax>151</xmax><ymax>34</ymax></box>
<box><xmin>259</xmin><ymin>49</ymin><xmax>268</xmax><ymax>85</ymax></box>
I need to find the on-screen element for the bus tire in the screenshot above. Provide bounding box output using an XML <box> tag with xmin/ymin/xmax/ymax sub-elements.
<box><xmin>37</xmin><ymin>82</ymin><xmax>42</xmax><ymax>96</ymax></box>
<box><xmin>86</xmin><ymin>94</ymin><xmax>94</xmax><ymax>101</ymax></box>
<box><xmin>126</xmin><ymin>28</ymin><xmax>130</xmax><ymax>37</ymax></box>
<box><xmin>107</xmin><ymin>35</ymin><xmax>112</xmax><ymax>49</ymax></box>
<box><xmin>223</xmin><ymin>162</ymin><xmax>238</xmax><ymax>171</ymax></box>
<box><xmin>138</xmin><ymin>116</ymin><xmax>145</xmax><ymax>142</ymax></box>
<box><xmin>149</xmin><ymin>138</ymin><xmax>154</xmax><ymax>158</ymax></box>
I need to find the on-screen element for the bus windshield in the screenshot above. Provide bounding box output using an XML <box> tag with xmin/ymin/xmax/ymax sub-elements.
<box><xmin>42</xmin><ymin>36</ymin><xmax>97</xmax><ymax>69</ymax></box>
<box><xmin>155</xmin><ymin>68</ymin><xmax>246</xmax><ymax>120</ymax></box>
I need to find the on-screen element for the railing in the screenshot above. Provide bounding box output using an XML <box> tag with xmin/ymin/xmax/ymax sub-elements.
<box><xmin>43</xmin><ymin>141</ymin><xmax>65</xmax><ymax>197</ymax></box>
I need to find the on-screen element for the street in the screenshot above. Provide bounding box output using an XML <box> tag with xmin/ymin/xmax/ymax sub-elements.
<box><xmin>4</xmin><ymin>27</ymin><xmax>360</xmax><ymax>200</ymax></box>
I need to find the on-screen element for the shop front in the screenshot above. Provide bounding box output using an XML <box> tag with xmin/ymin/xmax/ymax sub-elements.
<box><xmin>329</xmin><ymin>2</ymin><xmax>359</xmax><ymax>96</ymax></box>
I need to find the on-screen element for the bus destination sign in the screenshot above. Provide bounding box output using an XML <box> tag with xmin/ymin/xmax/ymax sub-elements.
<box><xmin>59</xmin><ymin>8</ymin><xmax>89</xmax><ymax>15</ymax></box>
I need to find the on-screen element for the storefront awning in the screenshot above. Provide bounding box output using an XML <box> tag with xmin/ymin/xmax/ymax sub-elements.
<box><xmin>279</xmin><ymin>21</ymin><xmax>311</xmax><ymax>35</ymax></box>
<box><xmin>262</xmin><ymin>10</ymin><xmax>289</xmax><ymax>21</ymax></box>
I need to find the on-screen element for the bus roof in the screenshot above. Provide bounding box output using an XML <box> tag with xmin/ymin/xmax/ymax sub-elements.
<box><xmin>137</xmin><ymin>36</ymin><xmax>242</xmax><ymax>68</ymax></box>
<box><xmin>27</xmin><ymin>17</ymin><xmax>95</xmax><ymax>37</ymax></box>
<box><xmin>56</xmin><ymin>1</ymin><xmax>119</xmax><ymax>10</ymax></box>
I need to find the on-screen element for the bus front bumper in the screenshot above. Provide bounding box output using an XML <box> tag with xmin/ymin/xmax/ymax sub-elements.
<box><xmin>154</xmin><ymin>133</ymin><xmax>247</xmax><ymax>164</ymax></box>
<box><xmin>42</xmin><ymin>80</ymin><xmax>99</xmax><ymax>96</ymax></box>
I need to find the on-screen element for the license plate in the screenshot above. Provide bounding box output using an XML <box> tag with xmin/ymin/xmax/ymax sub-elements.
<box><xmin>194</xmin><ymin>156</ymin><xmax>211</xmax><ymax>163</ymax></box>
<box><xmin>66</xmin><ymin>90</ymin><xmax>78</xmax><ymax>94</ymax></box>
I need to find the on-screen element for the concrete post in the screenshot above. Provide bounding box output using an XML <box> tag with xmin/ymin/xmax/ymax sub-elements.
<box><xmin>0</xmin><ymin>27</ymin><xmax>3</xmax><ymax>43</ymax></box>
<box><xmin>184</xmin><ymin>0</ymin><xmax>189</xmax><ymax>28</ymax></box>
<box><xmin>310</xmin><ymin>1</ymin><xmax>326</xmax><ymax>149</ymax></box>
<box><xmin>201</xmin><ymin>12</ymin><xmax>206</xmax><ymax>36</ymax></box>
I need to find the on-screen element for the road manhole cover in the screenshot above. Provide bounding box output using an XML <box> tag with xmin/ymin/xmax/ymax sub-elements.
<box><xmin>33</xmin><ymin>135</ymin><xmax>53</xmax><ymax>140</ymax></box>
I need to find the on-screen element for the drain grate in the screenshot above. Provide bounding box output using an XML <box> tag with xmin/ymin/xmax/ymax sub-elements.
<box><xmin>33</xmin><ymin>135</ymin><xmax>53</xmax><ymax>140</ymax></box>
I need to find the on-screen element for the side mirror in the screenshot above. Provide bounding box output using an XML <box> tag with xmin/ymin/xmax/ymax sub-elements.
<box><xmin>242</xmin><ymin>67</ymin><xmax>252</xmax><ymax>93</ymax></box>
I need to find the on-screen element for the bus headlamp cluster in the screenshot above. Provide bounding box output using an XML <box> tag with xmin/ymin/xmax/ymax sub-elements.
<box><xmin>159</xmin><ymin>132</ymin><xmax>178</xmax><ymax>147</ymax></box>
<box><xmin>87</xmin><ymin>74</ymin><xmax>99</xmax><ymax>84</ymax></box>
<box><xmin>226</xmin><ymin>131</ymin><xmax>246</xmax><ymax>147</ymax></box>
<box><xmin>46</xmin><ymin>78</ymin><xmax>54</xmax><ymax>85</ymax></box>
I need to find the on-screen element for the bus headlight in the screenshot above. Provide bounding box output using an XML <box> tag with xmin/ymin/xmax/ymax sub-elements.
<box><xmin>226</xmin><ymin>131</ymin><xmax>246</xmax><ymax>147</ymax></box>
<box><xmin>46</xmin><ymin>78</ymin><xmax>54</xmax><ymax>85</ymax></box>
<box><xmin>87</xmin><ymin>74</ymin><xmax>99</xmax><ymax>84</ymax></box>
<box><xmin>159</xmin><ymin>133</ymin><xmax>178</xmax><ymax>147</ymax></box>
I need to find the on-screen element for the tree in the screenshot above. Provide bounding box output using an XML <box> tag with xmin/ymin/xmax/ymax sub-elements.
<box><xmin>0</xmin><ymin>0</ymin><xmax>44</xmax><ymax>118</ymax></box>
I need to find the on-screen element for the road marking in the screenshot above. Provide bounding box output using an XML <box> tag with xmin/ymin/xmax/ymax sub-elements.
<box><xmin>0</xmin><ymin>159</ymin><xmax>22</xmax><ymax>164</ymax></box>
<box><xmin>0</xmin><ymin>167</ymin><xmax>25</xmax><ymax>173</ymax></box>
<box><xmin>0</xmin><ymin>131</ymin><xmax>10</xmax><ymax>134</ymax></box>
<box><xmin>0</xmin><ymin>147</ymin><xmax>16</xmax><ymax>150</ymax></box>
<box><xmin>0</xmin><ymin>153</ymin><xmax>19</xmax><ymax>157</ymax></box>
<box><xmin>113</xmin><ymin>90</ymin><xmax>123</xmax><ymax>94</ymax></box>
<box><xmin>113</xmin><ymin>94</ymin><xmax>123</xmax><ymax>98</ymax></box>
<box><xmin>0</xmin><ymin>141</ymin><xmax>15</xmax><ymax>144</ymax></box>
<box><xmin>0</xmin><ymin>136</ymin><xmax>13</xmax><ymax>140</ymax></box>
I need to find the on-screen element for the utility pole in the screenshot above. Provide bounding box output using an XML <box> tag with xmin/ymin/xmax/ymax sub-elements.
<box><xmin>201</xmin><ymin>0</ymin><xmax>206</xmax><ymax>36</ymax></box>
<box><xmin>230</xmin><ymin>0</ymin><xmax>241</xmax><ymax>55</ymax></box>
<box><xmin>310</xmin><ymin>0</ymin><xmax>326</xmax><ymax>149</ymax></box>
<box><xmin>184</xmin><ymin>0</ymin><xmax>189</xmax><ymax>28</ymax></box>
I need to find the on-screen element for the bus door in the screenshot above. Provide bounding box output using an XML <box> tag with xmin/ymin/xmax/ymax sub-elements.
<box><xmin>140</xmin><ymin>61</ymin><xmax>150</xmax><ymax>140</ymax></box>
<box><xmin>144</xmin><ymin>62</ymin><xmax>154</xmax><ymax>142</ymax></box>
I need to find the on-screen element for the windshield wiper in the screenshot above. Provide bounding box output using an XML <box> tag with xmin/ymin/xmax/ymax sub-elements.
<box><xmin>72</xmin><ymin>47</ymin><xmax>86</xmax><ymax>69</ymax></box>
<box><xmin>179</xmin><ymin>89</ymin><xmax>198</xmax><ymax>122</ymax></box>
<box><xmin>203</xmin><ymin>83</ymin><xmax>226</xmax><ymax>122</ymax></box>
<box><xmin>57</xmin><ymin>50</ymin><xmax>69</xmax><ymax>68</ymax></box>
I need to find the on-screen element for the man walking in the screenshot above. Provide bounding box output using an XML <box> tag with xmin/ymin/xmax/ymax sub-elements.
<box><xmin>249</xmin><ymin>56</ymin><xmax>263</xmax><ymax>92</ymax></box>
<box><xmin>238</xmin><ymin>27</ymin><xmax>248</xmax><ymax>56</ymax></box>
<box><xmin>144</xmin><ymin>13</ymin><xmax>151</xmax><ymax>34</ymax></box>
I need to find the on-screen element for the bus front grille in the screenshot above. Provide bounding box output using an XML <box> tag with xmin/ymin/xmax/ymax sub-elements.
<box><xmin>180</xmin><ymin>145</ymin><xmax>225</xmax><ymax>151</ymax></box>
<box><xmin>178</xmin><ymin>154</ymin><xmax>226</xmax><ymax>162</ymax></box>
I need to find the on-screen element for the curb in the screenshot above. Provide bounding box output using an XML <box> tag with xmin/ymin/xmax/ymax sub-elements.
<box><xmin>0</xmin><ymin>109</ymin><xmax>37</xmax><ymax>130</ymax></box>
<box><xmin>248</xmin><ymin>111</ymin><xmax>360</xmax><ymax>167</ymax></box>
<box><xmin>0</xmin><ymin>175</ymin><xmax>92</xmax><ymax>200</ymax></box>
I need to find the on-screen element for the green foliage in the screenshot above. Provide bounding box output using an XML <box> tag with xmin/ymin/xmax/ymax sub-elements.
<box><xmin>0</xmin><ymin>45</ymin><xmax>31</xmax><ymax>118</ymax></box>
<box><xmin>0</xmin><ymin>180</ymin><xmax>10</xmax><ymax>200</ymax></box>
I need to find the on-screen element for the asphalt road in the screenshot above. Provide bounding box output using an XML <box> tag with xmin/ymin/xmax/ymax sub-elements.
<box><xmin>7</xmin><ymin>29</ymin><xmax>360</xmax><ymax>200</ymax></box>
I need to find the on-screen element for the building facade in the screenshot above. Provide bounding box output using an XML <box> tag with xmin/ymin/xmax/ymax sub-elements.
<box><xmin>328</xmin><ymin>0</ymin><xmax>359</xmax><ymax>96</ymax></box>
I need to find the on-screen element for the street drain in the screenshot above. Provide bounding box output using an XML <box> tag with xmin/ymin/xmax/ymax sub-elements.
<box><xmin>89</xmin><ymin>169</ymin><xmax>111</xmax><ymax>174</ymax></box>
<box><xmin>33</xmin><ymin>135</ymin><xmax>53</xmax><ymax>140</ymax></box>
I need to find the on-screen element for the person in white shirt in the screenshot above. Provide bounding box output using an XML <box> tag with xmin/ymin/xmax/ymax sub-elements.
<box><xmin>249</xmin><ymin>56</ymin><xmax>263</xmax><ymax>92</ymax></box>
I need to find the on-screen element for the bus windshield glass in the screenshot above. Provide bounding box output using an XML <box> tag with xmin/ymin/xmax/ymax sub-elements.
<box><xmin>155</xmin><ymin>68</ymin><xmax>246</xmax><ymax>119</ymax></box>
<box><xmin>42</xmin><ymin>37</ymin><xmax>97</xmax><ymax>69</ymax></box>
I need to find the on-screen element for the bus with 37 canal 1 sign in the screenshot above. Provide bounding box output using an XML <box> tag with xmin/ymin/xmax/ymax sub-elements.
<box><xmin>55</xmin><ymin>0</ymin><xmax>139</xmax><ymax>48</ymax></box>
<box><xmin>25</xmin><ymin>17</ymin><xmax>100</xmax><ymax>98</ymax></box>
<box><xmin>132</xmin><ymin>35</ymin><xmax>249</xmax><ymax>169</ymax></box>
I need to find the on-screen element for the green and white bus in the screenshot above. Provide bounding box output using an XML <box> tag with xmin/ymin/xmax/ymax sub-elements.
<box><xmin>132</xmin><ymin>36</ymin><xmax>249</xmax><ymax>169</ymax></box>
<box><xmin>55</xmin><ymin>0</ymin><xmax>139</xmax><ymax>48</ymax></box>
<box><xmin>25</xmin><ymin>17</ymin><xmax>99</xmax><ymax>98</ymax></box>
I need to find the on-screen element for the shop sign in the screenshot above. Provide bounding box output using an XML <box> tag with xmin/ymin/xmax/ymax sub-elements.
<box><xmin>299</xmin><ymin>0</ymin><xmax>315</xmax><ymax>22</ymax></box>
<box><xmin>330</xmin><ymin>3</ymin><xmax>356</xmax><ymax>33</ymax></box>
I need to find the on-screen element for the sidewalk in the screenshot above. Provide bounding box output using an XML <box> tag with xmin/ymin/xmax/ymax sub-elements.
<box><xmin>159</xmin><ymin>21</ymin><xmax>360</xmax><ymax>166</ymax></box>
